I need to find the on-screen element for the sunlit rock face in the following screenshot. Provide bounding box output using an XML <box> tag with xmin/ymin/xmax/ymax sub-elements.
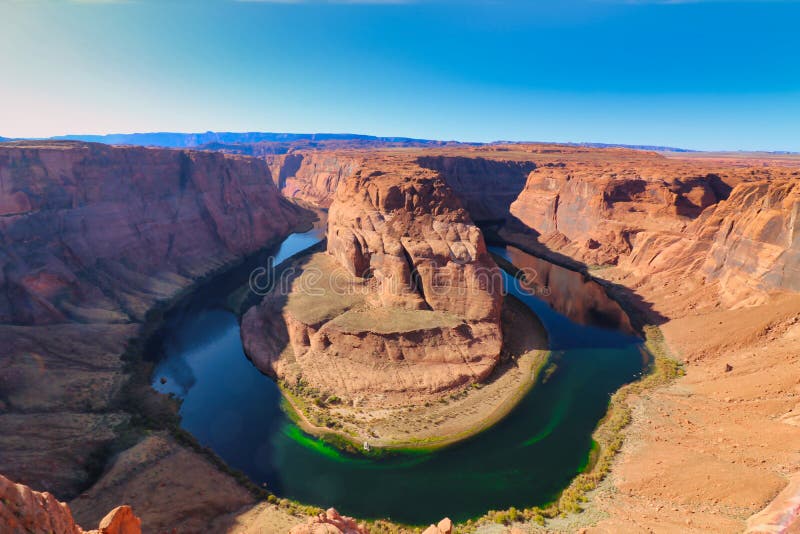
<box><xmin>0</xmin><ymin>141</ymin><xmax>306</xmax><ymax>498</ymax></box>
<box><xmin>507</xmin><ymin>152</ymin><xmax>800</xmax><ymax>306</ymax></box>
<box><xmin>243</xmin><ymin>162</ymin><xmax>503</xmax><ymax>405</ymax></box>
<box><xmin>700</xmin><ymin>179</ymin><xmax>800</xmax><ymax>304</ymax></box>
<box><xmin>266</xmin><ymin>152</ymin><xmax>366</xmax><ymax>207</ymax></box>
<box><xmin>509</xmin><ymin>159</ymin><xmax>733</xmax><ymax>266</ymax></box>
<box><xmin>0</xmin><ymin>473</ymin><xmax>142</xmax><ymax>534</ymax></box>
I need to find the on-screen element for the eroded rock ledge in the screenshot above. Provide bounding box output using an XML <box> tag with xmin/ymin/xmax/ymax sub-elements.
<box><xmin>243</xmin><ymin>162</ymin><xmax>504</xmax><ymax>409</ymax></box>
<box><xmin>0</xmin><ymin>141</ymin><xmax>307</xmax><ymax>516</ymax></box>
<box><xmin>0</xmin><ymin>474</ymin><xmax>142</xmax><ymax>534</ymax></box>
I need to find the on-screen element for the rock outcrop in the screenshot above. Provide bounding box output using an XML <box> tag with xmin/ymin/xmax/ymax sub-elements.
<box><xmin>421</xmin><ymin>517</ymin><xmax>453</xmax><ymax>534</ymax></box>
<box><xmin>289</xmin><ymin>508</ymin><xmax>369</xmax><ymax>534</ymax></box>
<box><xmin>0</xmin><ymin>141</ymin><xmax>303</xmax><ymax>325</ymax></box>
<box><xmin>0</xmin><ymin>141</ymin><xmax>307</xmax><ymax>502</ymax></box>
<box><xmin>266</xmin><ymin>150</ymin><xmax>537</xmax><ymax>222</ymax></box>
<box><xmin>0</xmin><ymin>473</ymin><xmax>142</xmax><ymax>534</ymax></box>
<box><xmin>266</xmin><ymin>152</ymin><xmax>366</xmax><ymax>207</ymax></box>
<box><xmin>702</xmin><ymin>179</ymin><xmax>800</xmax><ymax>302</ymax></box>
<box><xmin>745</xmin><ymin>471</ymin><xmax>800</xmax><ymax>534</ymax></box>
<box><xmin>243</xmin><ymin>161</ymin><xmax>503</xmax><ymax>405</ymax></box>
<box><xmin>507</xmin><ymin>153</ymin><xmax>800</xmax><ymax>307</ymax></box>
<box><xmin>327</xmin><ymin>165</ymin><xmax>502</xmax><ymax>322</ymax></box>
<box><xmin>616</xmin><ymin>178</ymin><xmax>799</xmax><ymax>308</ymax></box>
<box><xmin>509</xmin><ymin>157</ymin><xmax>735</xmax><ymax>266</ymax></box>
<box><xmin>417</xmin><ymin>155</ymin><xmax>536</xmax><ymax>222</ymax></box>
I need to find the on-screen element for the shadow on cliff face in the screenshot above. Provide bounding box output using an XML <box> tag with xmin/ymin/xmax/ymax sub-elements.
<box><xmin>238</xmin><ymin>243</ymin><xmax>327</xmax><ymax>386</ymax></box>
<box><xmin>494</xmin><ymin>219</ymin><xmax>667</xmax><ymax>330</ymax></box>
<box><xmin>672</xmin><ymin>173</ymin><xmax>734</xmax><ymax>219</ymax></box>
<box><xmin>477</xmin><ymin>220</ymin><xmax>669</xmax><ymax>333</ymax></box>
<box><xmin>492</xmin><ymin>247</ymin><xmax>636</xmax><ymax>336</ymax></box>
<box><xmin>416</xmin><ymin>155</ymin><xmax>536</xmax><ymax>223</ymax></box>
<box><xmin>416</xmin><ymin>154</ymin><xmax>671</xmax><ymax>332</ymax></box>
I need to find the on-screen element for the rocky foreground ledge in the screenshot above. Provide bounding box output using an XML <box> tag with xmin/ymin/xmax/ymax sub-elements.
<box><xmin>2</xmin><ymin>472</ymin><xmax>463</xmax><ymax>534</ymax></box>
<box><xmin>0</xmin><ymin>474</ymin><xmax>141</xmax><ymax>534</ymax></box>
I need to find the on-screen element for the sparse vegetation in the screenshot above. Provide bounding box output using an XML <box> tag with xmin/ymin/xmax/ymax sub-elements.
<box><xmin>113</xmin><ymin>213</ymin><xmax>684</xmax><ymax>532</ymax></box>
<box><xmin>464</xmin><ymin>323</ymin><xmax>684</xmax><ymax>530</ymax></box>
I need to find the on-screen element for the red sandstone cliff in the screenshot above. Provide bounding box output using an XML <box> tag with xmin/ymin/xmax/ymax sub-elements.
<box><xmin>243</xmin><ymin>161</ymin><xmax>503</xmax><ymax>404</ymax></box>
<box><xmin>416</xmin><ymin>155</ymin><xmax>535</xmax><ymax>222</ymax></box>
<box><xmin>327</xmin><ymin>165</ymin><xmax>502</xmax><ymax>321</ymax></box>
<box><xmin>0</xmin><ymin>141</ymin><xmax>304</xmax><ymax>325</ymax></box>
<box><xmin>701</xmin><ymin>179</ymin><xmax>799</xmax><ymax>301</ymax></box>
<box><xmin>5</xmin><ymin>141</ymin><xmax>799</xmax><ymax>532</ymax></box>
<box><xmin>266</xmin><ymin>152</ymin><xmax>365</xmax><ymax>207</ymax></box>
<box><xmin>266</xmin><ymin>150</ymin><xmax>536</xmax><ymax>223</ymax></box>
<box><xmin>0</xmin><ymin>141</ymin><xmax>308</xmax><ymax>504</ymax></box>
<box><xmin>507</xmin><ymin>155</ymin><xmax>800</xmax><ymax>307</ymax></box>
<box><xmin>508</xmin><ymin>158</ymin><xmax>734</xmax><ymax>265</ymax></box>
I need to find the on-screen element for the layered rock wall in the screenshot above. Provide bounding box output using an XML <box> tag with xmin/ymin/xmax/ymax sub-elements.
<box><xmin>702</xmin><ymin>180</ymin><xmax>799</xmax><ymax>296</ymax></box>
<box><xmin>509</xmin><ymin>159</ymin><xmax>737</xmax><ymax>265</ymax></box>
<box><xmin>266</xmin><ymin>152</ymin><xmax>365</xmax><ymax>207</ymax></box>
<box><xmin>0</xmin><ymin>141</ymin><xmax>303</xmax><ymax>325</ymax></box>
<box><xmin>327</xmin><ymin>166</ymin><xmax>502</xmax><ymax>321</ymax></box>
<box><xmin>416</xmin><ymin>155</ymin><xmax>536</xmax><ymax>221</ymax></box>
<box><xmin>243</xmin><ymin>162</ymin><xmax>504</xmax><ymax>403</ymax></box>
<box><xmin>508</xmin><ymin>155</ymin><xmax>800</xmax><ymax>305</ymax></box>
<box><xmin>0</xmin><ymin>141</ymin><xmax>306</xmax><ymax>498</ymax></box>
<box><xmin>267</xmin><ymin>151</ymin><xmax>538</xmax><ymax>222</ymax></box>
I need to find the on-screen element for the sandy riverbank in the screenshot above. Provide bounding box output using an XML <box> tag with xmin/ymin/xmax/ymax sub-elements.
<box><xmin>506</xmin><ymin>285</ymin><xmax>800</xmax><ymax>533</ymax></box>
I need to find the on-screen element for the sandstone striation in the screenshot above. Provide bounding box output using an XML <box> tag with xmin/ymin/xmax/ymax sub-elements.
<box><xmin>0</xmin><ymin>141</ymin><xmax>303</xmax><ymax>325</ymax></box>
<box><xmin>243</xmin><ymin>162</ymin><xmax>503</xmax><ymax>406</ymax></box>
<box><xmin>266</xmin><ymin>152</ymin><xmax>366</xmax><ymax>207</ymax></box>
<box><xmin>0</xmin><ymin>141</ymin><xmax>308</xmax><ymax>523</ymax></box>
<box><xmin>497</xmin><ymin>148</ymin><xmax>800</xmax><ymax>533</ymax></box>
<box><xmin>505</xmin><ymin>151</ymin><xmax>800</xmax><ymax>308</ymax></box>
<box><xmin>265</xmin><ymin>150</ymin><xmax>537</xmax><ymax>221</ymax></box>
<box><xmin>701</xmin><ymin>179</ymin><xmax>800</xmax><ymax>304</ymax></box>
<box><xmin>416</xmin><ymin>155</ymin><xmax>535</xmax><ymax>222</ymax></box>
<box><xmin>508</xmin><ymin>157</ymin><xmax>735</xmax><ymax>266</ymax></box>
<box><xmin>5</xmin><ymin>139</ymin><xmax>800</xmax><ymax>533</ymax></box>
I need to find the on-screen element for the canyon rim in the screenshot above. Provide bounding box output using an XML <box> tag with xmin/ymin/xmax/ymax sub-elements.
<box><xmin>2</xmin><ymin>140</ymin><xmax>798</xmax><ymax>533</ymax></box>
<box><xmin>3</xmin><ymin>0</ymin><xmax>800</xmax><ymax>532</ymax></box>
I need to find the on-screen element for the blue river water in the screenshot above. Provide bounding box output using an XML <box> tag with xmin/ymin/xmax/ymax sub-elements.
<box><xmin>150</xmin><ymin>229</ymin><xmax>645</xmax><ymax>524</ymax></box>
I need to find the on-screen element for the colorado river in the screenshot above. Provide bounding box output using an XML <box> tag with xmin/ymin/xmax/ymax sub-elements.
<box><xmin>150</xmin><ymin>229</ymin><xmax>644</xmax><ymax>524</ymax></box>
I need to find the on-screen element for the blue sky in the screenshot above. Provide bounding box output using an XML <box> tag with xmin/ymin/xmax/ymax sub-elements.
<box><xmin>1</xmin><ymin>0</ymin><xmax>799</xmax><ymax>150</ymax></box>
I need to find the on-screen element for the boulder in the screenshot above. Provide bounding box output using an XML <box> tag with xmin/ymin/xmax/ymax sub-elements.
<box><xmin>289</xmin><ymin>508</ymin><xmax>368</xmax><ymax>534</ymax></box>
<box><xmin>0</xmin><ymin>474</ymin><xmax>141</xmax><ymax>534</ymax></box>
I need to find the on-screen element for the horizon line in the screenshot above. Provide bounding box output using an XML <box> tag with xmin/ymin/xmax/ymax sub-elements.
<box><xmin>2</xmin><ymin>130</ymin><xmax>799</xmax><ymax>154</ymax></box>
